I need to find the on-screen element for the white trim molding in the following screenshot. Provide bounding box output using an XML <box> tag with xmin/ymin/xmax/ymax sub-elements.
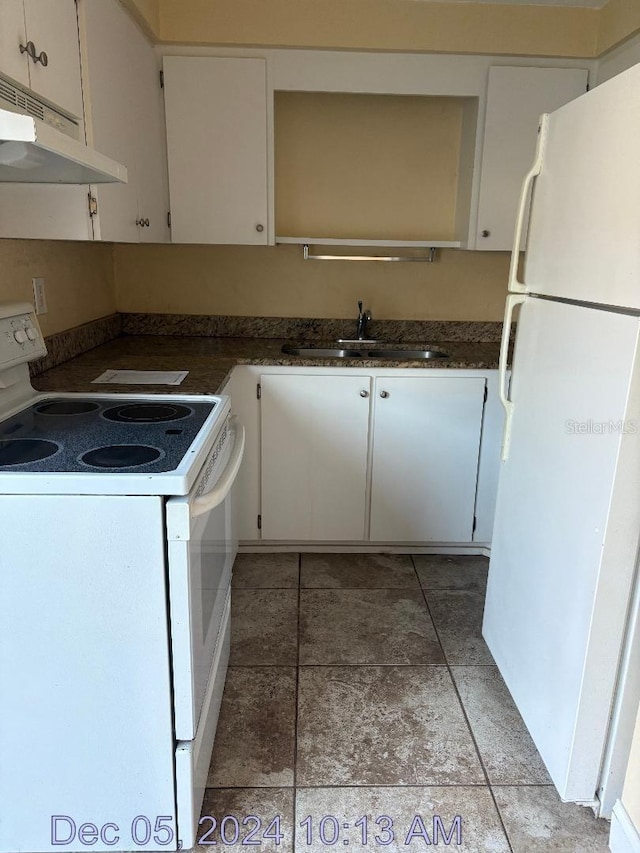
<box><xmin>610</xmin><ymin>800</ymin><xmax>640</xmax><ymax>853</ymax></box>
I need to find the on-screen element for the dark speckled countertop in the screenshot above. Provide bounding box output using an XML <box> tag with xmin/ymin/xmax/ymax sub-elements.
<box><xmin>32</xmin><ymin>335</ymin><xmax>502</xmax><ymax>397</ymax></box>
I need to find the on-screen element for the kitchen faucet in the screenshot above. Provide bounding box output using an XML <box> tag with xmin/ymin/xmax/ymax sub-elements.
<box><xmin>356</xmin><ymin>300</ymin><xmax>372</xmax><ymax>340</ymax></box>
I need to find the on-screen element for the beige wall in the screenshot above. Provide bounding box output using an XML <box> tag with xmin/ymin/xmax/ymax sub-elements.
<box><xmin>598</xmin><ymin>0</ymin><xmax>640</xmax><ymax>55</ymax></box>
<box><xmin>120</xmin><ymin>0</ymin><xmax>161</xmax><ymax>41</ymax></box>
<box><xmin>0</xmin><ymin>240</ymin><xmax>116</xmax><ymax>336</ymax></box>
<box><xmin>275</xmin><ymin>93</ymin><xmax>464</xmax><ymax>242</ymax></box>
<box><xmin>129</xmin><ymin>0</ymin><xmax>640</xmax><ymax>58</ymax></box>
<box><xmin>114</xmin><ymin>244</ymin><xmax>510</xmax><ymax>321</ymax></box>
<box><xmin>156</xmin><ymin>0</ymin><xmax>598</xmax><ymax>57</ymax></box>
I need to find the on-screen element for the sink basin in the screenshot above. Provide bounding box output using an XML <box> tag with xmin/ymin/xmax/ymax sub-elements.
<box><xmin>282</xmin><ymin>346</ymin><xmax>364</xmax><ymax>358</ymax></box>
<box><xmin>281</xmin><ymin>345</ymin><xmax>449</xmax><ymax>360</ymax></box>
<box><xmin>367</xmin><ymin>349</ymin><xmax>449</xmax><ymax>360</ymax></box>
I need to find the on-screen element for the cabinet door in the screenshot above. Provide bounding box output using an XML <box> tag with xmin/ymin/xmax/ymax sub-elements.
<box><xmin>0</xmin><ymin>0</ymin><xmax>91</xmax><ymax>241</ymax></box>
<box><xmin>475</xmin><ymin>66</ymin><xmax>588</xmax><ymax>251</ymax></box>
<box><xmin>83</xmin><ymin>0</ymin><xmax>168</xmax><ymax>244</ymax></box>
<box><xmin>133</xmin><ymin>33</ymin><xmax>169</xmax><ymax>244</ymax></box>
<box><xmin>163</xmin><ymin>57</ymin><xmax>268</xmax><ymax>245</ymax></box>
<box><xmin>260</xmin><ymin>374</ymin><xmax>371</xmax><ymax>541</ymax></box>
<box><xmin>370</xmin><ymin>377</ymin><xmax>485</xmax><ymax>542</ymax></box>
<box><xmin>0</xmin><ymin>185</ymin><xmax>93</xmax><ymax>240</ymax></box>
<box><xmin>0</xmin><ymin>0</ymin><xmax>30</xmax><ymax>88</ymax></box>
<box><xmin>82</xmin><ymin>0</ymin><xmax>138</xmax><ymax>242</ymax></box>
<box><xmin>23</xmin><ymin>0</ymin><xmax>84</xmax><ymax>117</ymax></box>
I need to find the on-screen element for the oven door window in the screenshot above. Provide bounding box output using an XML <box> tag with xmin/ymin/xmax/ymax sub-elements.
<box><xmin>167</xmin><ymin>427</ymin><xmax>237</xmax><ymax>741</ymax></box>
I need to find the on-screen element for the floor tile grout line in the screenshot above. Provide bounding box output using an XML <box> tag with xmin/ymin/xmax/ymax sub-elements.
<box><xmin>409</xmin><ymin>554</ymin><xmax>515</xmax><ymax>853</ymax></box>
<box><xmin>229</xmin><ymin>663</ymin><xmax>469</xmax><ymax>668</ymax></box>
<box><xmin>203</xmin><ymin>782</ymin><xmax>508</xmax><ymax>791</ymax></box>
<box><xmin>292</xmin><ymin>552</ymin><xmax>302</xmax><ymax>842</ymax></box>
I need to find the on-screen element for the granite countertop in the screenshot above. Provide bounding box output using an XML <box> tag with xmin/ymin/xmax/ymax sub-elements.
<box><xmin>32</xmin><ymin>335</ymin><xmax>502</xmax><ymax>397</ymax></box>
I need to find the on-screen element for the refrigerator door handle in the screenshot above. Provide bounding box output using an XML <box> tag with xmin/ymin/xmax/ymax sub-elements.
<box><xmin>507</xmin><ymin>113</ymin><xmax>549</xmax><ymax>293</ymax></box>
<box><xmin>499</xmin><ymin>292</ymin><xmax>526</xmax><ymax>461</ymax></box>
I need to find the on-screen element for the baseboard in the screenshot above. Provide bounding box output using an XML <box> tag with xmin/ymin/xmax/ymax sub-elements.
<box><xmin>239</xmin><ymin>542</ymin><xmax>491</xmax><ymax>556</ymax></box>
<box><xmin>610</xmin><ymin>800</ymin><xmax>640</xmax><ymax>853</ymax></box>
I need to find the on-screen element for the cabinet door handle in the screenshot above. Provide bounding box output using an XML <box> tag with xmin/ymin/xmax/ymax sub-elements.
<box><xmin>380</xmin><ymin>390</ymin><xmax>389</xmax><ymax>398</ymax></box>
<box><xmin>360</xmin><ymin>389</ymin><xmax>369</xmax><ymax>398</ymax></box>
<box><xmin>255</xmin><ymin>224</ymin><xmax>264</xmax><ymax>233</ymax></box>
<box><xmin>20</xmin><ymin>41</ymin><xmax>48</xmax><ymax>66</ymax></box>
<box><xmin>19</xmin><ymin>41</ymin><xmax>35</xmax><ymax>59</ymax></box>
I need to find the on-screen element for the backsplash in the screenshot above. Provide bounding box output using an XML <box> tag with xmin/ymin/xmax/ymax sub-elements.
<box><xmin>30</xmin><ymin>314</ymin><xmax>122</xmax><ymax>377</ymax></box>
<box><xmin>120</xmin><ymin>313</ymin><xmax>506</xmax><ymax>343</ymax></box>
<box><xmin>29</xmin><ymin>312</ymin><xmax>510</xmax><ymax>379</ymax></box>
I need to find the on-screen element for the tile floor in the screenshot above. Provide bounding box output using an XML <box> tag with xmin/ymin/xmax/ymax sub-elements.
<box><xmin>193</xmin><ymin>553</ymin><xmax>611</xmax><ymax>852</ymax></box>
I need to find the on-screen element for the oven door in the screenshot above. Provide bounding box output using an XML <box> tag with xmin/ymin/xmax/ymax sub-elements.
<box><xmin>166</xmin><ymin>414</ymin><xmax>245</xmax><ymax>740</ymax></box>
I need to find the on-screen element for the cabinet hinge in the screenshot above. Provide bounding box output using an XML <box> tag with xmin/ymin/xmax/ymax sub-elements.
<box><xmin>257</xmin><ymin>514</ymin><xmax>262</xmax><ymax>530</ymax></box>
<box><xmin>87</xmin><ymin>193</ymin><xmax>98</xmax><ymax>217</ymax></box>
<box><xmin>483</xmin><ymin>385</ymin><xmax>488</xmax><ymax>403</ymax></box>
<box><xmin>160</xmin><ymin>69</ymin><xmax>164</xmax><ymax>89</ymax></box>
<box><xmin>167</xmin><ymin>211</ymin><xmax>171</xmax><ymax>228</ymax></box>
<box><xmin>257</xmin><ymin>383</ymin><xmax>261</xmax><ymax>400</ymax></box>
<box><xmin>472</xmin><ymin>515</ymin><xmax>477</xmax><ymax>534</ymax></box>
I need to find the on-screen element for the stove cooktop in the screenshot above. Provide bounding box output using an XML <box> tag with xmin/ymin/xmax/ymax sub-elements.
<box><xmin>0</xmin><ymin>398</ymin><xmax>218</xmax><ymax>474</ymax></box>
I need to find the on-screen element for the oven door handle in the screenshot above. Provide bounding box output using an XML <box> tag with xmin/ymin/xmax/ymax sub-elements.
<box><xmin>191</xmin><ymin>416</ymin><xmax>245</xmax><ymax>518</ymax></box>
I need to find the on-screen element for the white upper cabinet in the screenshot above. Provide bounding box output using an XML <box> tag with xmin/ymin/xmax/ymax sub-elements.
<box><xmin>0</xmin><ymin>0</ymin><xmax>91</xmax><ymax>240</ymax></box>
<box><xmin>0</xmin><ymin>1</ymin><xmax>30</xmax><ymax>89</ymax></box>
<box><xmin>474</xmin><ymin>66</ymin><xmax>588</xmax><ymax>251</ymax></box>
<box><xmin>22</xmin><ymin>0</ymin><xmax>84</xmax><ymax>117</ymax></box>
<box><xmin>81</xmin><ymin>0</ymin><xmax>169</xmax><ymax>243</ymax></box>
<box><xmin>0</xmin><ymin>0</ymin><xmax>84</xmax><ymax>118</ymax></box>
<box><xmin>163</xmin><ymin>56</ymin><xmax>269</xmax><ymax>245</ymax></box>
<box><xmin>133</xmin><ymin>39</ymin><xmax>170</xmax><ymax>243</ymax></box>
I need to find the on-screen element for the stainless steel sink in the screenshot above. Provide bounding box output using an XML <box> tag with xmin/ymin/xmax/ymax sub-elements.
<box><xmin>281</xmin><ymin>346</ymin><xmax>363</xmax><ymax>357</ymax></box>
<box><xmin>367</xmin><ymin>349</ymin><xmax>449</xmax><ymax>360</ymax></box>
<box><xmin>281</xmin><ymin>345</ymin><xmax>449</xmax><ymax>360</ymax></box>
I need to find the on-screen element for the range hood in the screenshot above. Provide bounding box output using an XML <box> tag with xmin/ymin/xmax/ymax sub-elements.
<box><xmin>0</xmin><ymin>80</ymin><xmax>127</xmax><ymax>184</ymax></box>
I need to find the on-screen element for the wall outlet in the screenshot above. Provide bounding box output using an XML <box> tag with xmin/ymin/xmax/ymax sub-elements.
<box><xmin>32</xmin><ymin>277</ymin><xmax>47</xmax><ymax>315</ymax></box>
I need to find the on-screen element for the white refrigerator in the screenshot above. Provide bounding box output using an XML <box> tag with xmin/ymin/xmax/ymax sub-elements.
<box><xmin>483</xmin><ymin>61</ymin><xmax>640</xmax><ymax>814</ymax></box>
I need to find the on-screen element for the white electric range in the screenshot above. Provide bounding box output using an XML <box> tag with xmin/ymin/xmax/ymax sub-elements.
<box><xmin>0</xmin><ymin>303</ymin><xmax>245</xmax><ymax>852</ymax></box>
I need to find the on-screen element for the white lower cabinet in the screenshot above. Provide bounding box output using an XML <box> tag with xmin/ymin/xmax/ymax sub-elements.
<box><xmin>247</xmin><ymin>369</ymin><xmax>493</xmax><ymax>545</ymax></box>
<box><xmin>369</xmin><ymin>376</ymin><xmax>485</xmax><ymax>542</ymax></box>
<box><xmin>260</xmin><ymin>373</ymin><xmax>371</xmax><ymax>540</ymax></box>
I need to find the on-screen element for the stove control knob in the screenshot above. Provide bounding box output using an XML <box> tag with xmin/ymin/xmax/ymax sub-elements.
<box><xmin>14</xmin><ymin>330</ymin><xmax>27</xmax><ymax>344</ymax></box>
<box><xmin>26</xmin><ymin>327</ymin><xmax>37</xmax><ymax>341</ymax></box>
